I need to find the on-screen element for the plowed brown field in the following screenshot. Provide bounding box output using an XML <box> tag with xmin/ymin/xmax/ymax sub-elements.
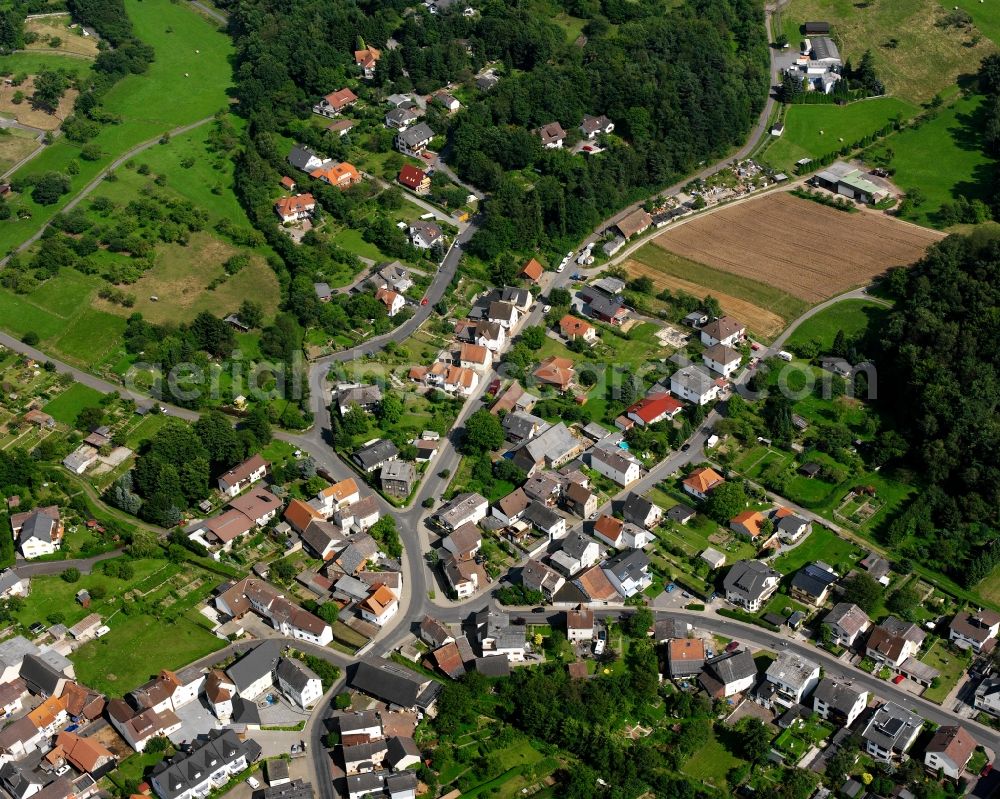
<box><xmin>652</xmin><ymin>192</ymin><xmax>943</xmax><ymax>302</ymax></box>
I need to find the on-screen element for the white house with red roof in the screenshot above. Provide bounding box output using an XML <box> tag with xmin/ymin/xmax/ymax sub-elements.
<box><xmin>274</xmin><ymin>194</ymin><xmax>315</xmax><ymax>223</ymax></box>
<box><xmin>375</xmin><ymin>287</ymin><xmax>405</xmax><ymax>317</ymax></box>
<box><xmin>313</xmin><ymin>88</ymin><xmax>358</xmax><ymax>117</ymax></box>
<box><xmin>626</xmin><ymin>394</ymin><xmax>683</xmax><ymax>427</ymax></box>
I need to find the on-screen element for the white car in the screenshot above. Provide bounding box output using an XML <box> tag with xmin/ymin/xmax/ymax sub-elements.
<box><xmin>246</xmin><ymin>778</ymin><xmax>261</xmax><ymax>790</ymax></box>
<box><xmin>543</xmin><ymin>304</ymin><xmax>551</xmax><ymax>313</ymax></box>
<box><xmin>556</xmin><ymin>264</ymin><xmax>565</xmax><ymax>273</ymax></box>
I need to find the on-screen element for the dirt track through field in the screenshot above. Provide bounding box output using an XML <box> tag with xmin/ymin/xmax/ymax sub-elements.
<box><xmin>652</xmin><ymin>192</ymin><xmax>943</xmax><ymax>302</ymax></box>
<box><xmin>624</xmin><ymin>259</ymin><xmax>786</xmax><ymax>340</ymax></box>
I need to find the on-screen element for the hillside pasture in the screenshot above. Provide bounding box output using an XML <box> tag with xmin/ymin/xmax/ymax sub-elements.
<box><xmin>651</xmin><ymin>192</ymin><xmax>943</xmax><ymax>302</ymax></box>
<box><xmin>785</xmin><ymin>299</ymin><xmax>890</xmax><ymax>351</ymax></box>
<box><xmin>0</xmin><ymin>128</ymin><xmax>41</xmax><ymax>173</ymax></box>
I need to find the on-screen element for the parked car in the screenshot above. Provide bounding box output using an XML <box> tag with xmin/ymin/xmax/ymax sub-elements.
<box><xmin>680</xmin><ymin>443</ymin><xmax>691</xmax><ymax>452</ymax></box>
<box><xmin>666</xmin><ymin>583</ymin><xmax>676</xmax><ymax>593</ymax></box>
<box><xmin>543</xmin><ymin>304</ymin><xmax>551</xmax><ymax>313</ymax></box>
<box><xmin>421</xmin><ymin>297</ymin><xmax>428</xmax><ymax>306</ymax></box>
<box><xmin>725</xmin><ymin>641</ymin><xmax>740</xmax><ymax>653</ymax></box>
<box><xmin>981</xmin><ymin>763</ymin><xmax>993</xmax><ymax>778</ymax></box>
<box><xmin>246</xmin><ymin>778</ymin><xmax>261</xmax><ymax>790</ymax></box>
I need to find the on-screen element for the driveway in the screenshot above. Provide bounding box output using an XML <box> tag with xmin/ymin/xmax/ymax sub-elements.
<box><xmin>169</xmin><ymin>698</ymin><xmax>222</xmax><ymax>746</ymax></box>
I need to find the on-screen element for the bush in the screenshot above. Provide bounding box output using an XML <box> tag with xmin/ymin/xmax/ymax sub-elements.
<box><xmin>21</xmin><ymin>331</ymin><xmax>39</xmax><ymax>346</ymax></box>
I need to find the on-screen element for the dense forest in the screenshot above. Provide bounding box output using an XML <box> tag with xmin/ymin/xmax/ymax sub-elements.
<box><xmin>225</xmin><ymin>0</ymin><xmax>769</xmax><ymax>319</ymax></box>
<box><xmin>878</xmin><ymin>232</ymin><xmax>1000</xmax><ymax>585</ymax></box>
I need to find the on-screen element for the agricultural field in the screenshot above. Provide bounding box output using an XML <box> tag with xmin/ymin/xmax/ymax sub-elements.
<box><xmin>784</xmin><ymin>298</ymin><xmax>890</xmax><ymax>352</ymax></box>
<box><xmin>761</xmin><ymin>97</ymin><xmax>917</xmax><ymax>173</ymax></box>
<box><xmin>865</xmin><ymin>94</ymin><xmax>996</xmax><ymax>227</ymax></box>
<box><xmin>24</xmin><ymin>14</ymin><xmax>100</xmax><ymax>58</ymax></box>
<box><xmin>775</xmin><ymin>0</ymin><xmax>996</xmax><ymax>103</ymax></box>
<box><xmin>0</xmin><ymin>128</ymin><xmax>41</xmax><ymax>174</ymax></box>
<box><xmin>624</xmin><ymin>248</ymin><xmax>800</xmax><ymax>341</ymax></box>
<box><xmin>650</xmin><ymin>192</ymin><xmax>943</xmax><ymax>303</ymax></box>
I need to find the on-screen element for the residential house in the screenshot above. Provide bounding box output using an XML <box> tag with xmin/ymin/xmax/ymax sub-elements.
<box><xmin>385</xmin><ymin>107</ymin><xmax>418</xmax><ymax>130</ymax></box>
<box><xmin>671</xmin><ymin>365</ymin><xmax>721</xmax><ymax>406</ymax></box>
<box><xmin>822</xmin><ymin>603</ymin><xmax>871</xmax><ymax>648</ymax></box>
<box><xmin>0</xmin><ymin>716</ymin><xmax>41</xmax><ymax>763</ymax></box>
<box><xmin>602</xmin><ymin>550</ymin><xmax>651</xmax><ymax>598</ymax></box>
<box><xmin>150</xmin><ymin>730</ymin><xmax>260</xmax><ymax>799</ymax></box>
<box><xmin>949</xmin><ymin>610</ymin><xmax>1000</xmax><ymax>653</ymax></box>
<box><xmin>764</xmin><ymin>652</ymin><xmax>820</xmax><ymax>708</ymax></box>
<box><xmin>511</xmin><ymin>423</ymin><xmax>581</xmax><ymax>475</ymax></box>
<box><xmin>565</xmin><ymin>606</ymin><xmax>594</xmax><ymax>643</ymax></box>
<box><xmin>924</xmin><ymin>726</ymin><xmax>977</xmax><ymax>780</ymax></box>
<box><xmin>861</xmin><ymin>702</ymin><xmax>923</xmax><ymax>762</ymax></box>
<box><xmin>536</xmin><ymin>122</ymin><xmax>566</xmax><ymax>148</ymax></box>
<box><xmin>578</xmin><ymin>289</ymin><xmax>628</xmax><ymax>326</ymax></box>
<box><xmin>312</xmin><ymin>88</ymin><xmax>357</xmax><ymax>117</ymax></box>
<box><xmin>487</xmin><ymin>301</ymin><xmax>519</xmax><ymax>330</ymax></box>
<box><xmin>217</xmin><ymin>454</ymin><xmax>269</xmax><ymax>498</ymax></box>
<box><xmin>396</xmin><ymin>122</ymin><xmax>435</xmax><ymax>157</ymax></box>
<box><xmin>499</xmin><ymin>285</ymin><xmax>533</xmax><ymax>311</ymax></box>
<box><xmin>614</xmin><ymin>209</ymin><xmax>652</xmax><ymax>240</ymax></box>
<box><xmin>698</xmin><ymin>650</ymin><xmax>757</xmax><ymax>699</ymax></box>
<box><xmin>522</xmin><ymin>473</ymin><xmax>560</xmax><ymax>506</ymax></box>
<box><xmin>502</xmin><ymin>411</ymin><xmax>548</xmax><ymax>446</ymax></box>
<box><xmin>338</xmin><ymin>385</ymin><xmax>383</xmax><ymax>415</ymax></box>
<box><xmin>573</xmin><ymin>564</ymin><xmax>622</xmax><ymax>603</ymax></box>
<box><xmin>338</xmin><ymin>710</ymin><xmax>383</xmax><ymax>739</ymax></box>
<box><xmin>375</xmin><ymin>287</ymin><xmax>405</xmax><ymax>317</ymax></box>
<box><xmin>334</xmin><ymin>533</ymin><xmax>380</xmax><ymax>573</ymax></box>
<box><xmin>475</xmin><ymin>321</ymin><xmax>506</xmax><ymax>352</ymax></box>
<box><xmin>622</xmin><ymin>493</ymin><xmax>661</xmax><ymax>529</ymax></box>
<box><xmin>812</xmin><ymin>678</ymin><xmax>868</xmax><ymax>728</ymax></box>
<box><xmin>790</xmin><ymin>562</ymin><xmax>838</xmax><ymax>606</ymax></box>
<box><xmin>550</xmin><ymin>531</ymin><xmax>600</xmax><ymax>576</ymax></box>
<box><xmin>408</xmin><ymin>219</ymin><xmax>443</xmax><ymax>249</ymax></box>
<box><xmin>108</xmin><ymin>698</ymin><xmax>182</xmax><ymax>752</ymax></box>
<box><xmin>287</xmin><ymin>145</ymin><xmax>328</xmax><ymax>173</ymax></box>
<box><xmin>559</xmin><ymin>315</ymin><xmax>596</xmax><ymax>342</ymax></box>
<box><xmin>459</xmin><ymin>343</ymin><xmax>492</xmax><ymax>372</ymax></box>
<box><xmin>563</xmin><ymin>481</ymin><xmax>597</xmax><ymax>519</ymax></box>
<box><xmin>313</xmin><ymin>281</ymin><xmax>330</xmax><ymax>303</ymax></box>
<box><xmin>0</xmin><ymin>763</ymin><xmax>41</xmax><ymax>799</ymax></box>
<box><xmin>723</xmin><ymin>560</ymin><xmax>780</xmax><ymax>612</ymax></box>
<box><xmin>475</xmin><ymin>610</ymin><xmax>527</xmax><ymax>662</ymax></box>
<box><xmin>300</xmin><ymin>522</ymin><xmax>342</xmax><ymax>562</ymax></box>
<box><xmin>419</xmin><ymin>617</ymin><xmax>454</xmax><ymax>649</ymax></box>
<box><xmin>667</xmin><ymin>639</ymin><xmax>706</xmax><ymax>679</ymax></box>
<box><xmin>10</xmin><ymin>506</ymin><xmax>63</xmax><ymax>560</ymax></box>
<box><xmin>52</xmin><ymin>730</ymin><xmax>115</xmax><ymax>777</ymax></box>
<box><xmin>443</xmin><ymin>555</ymin><xmax>479</xmax><ymax>598</ymax></box>
<box><xmin>359</xmin><ymin>585</ymin><xmax>399</xmax><ymax>626</ymax></box>
<box><xmin>668</xmin><ymin>504</ymin><xmax>697</xmax><ymax>526</ymax></box>
<box><xmin>433</xmin><ymin>91</ymin><xmax>460</xmax><ymax>111</ymax></box>
<box><xmin>334</xmin><ymin>496</ymin><xmax>381</xmax><ymax>535</ymax></box>
<box><xmin>653</xmin><ymin>615</ymin><xmax>690</xmax><ymax>643</ymax></box>
<box><xmin>311</xmin><ymin>161</ymin><xmax>362</xmax><ymax>189</ymax></box>
<box><xmin>379</xmin><ymin>461</ymin><xmax>416</xmax><ymax>499</ymax></box>
<box><xmin>436</xmin><ymin>493</ymin><xmax>489</xmax><ymax>531</ymax></box>
<box><xmin>974</xmin><ymin>678</ymin><xmax>1000</xmax><ymax>717</ymax></box>
<box><xmin>396</xmin><ymin>165</ymin><xmax>430</xmax><ymax>195</ymax></box>
<box><xmin>774</xmin><ymin>509</ymin><xmax>811</xmax><ymax>543</ymax></box>
<box><xmin>700</xmin><ymin>316</ymin><xmax>746</xmax><ymax>348</ymax></box>
<box><xmin>702</xmin><ymin>344</ymin><xmax>742</xmax><ymax>377</ymax></box>
<box><xmin>866</xmin><ymin>617</ymin><xmax>925</xmax><ymax>669</ymax></box>
<box><xmin>274</xmin><ymin>194</ymin><xmax>316</xmax><ymax>223</ymax></box>
<box><xmin>216</xmin><ymin>580</ymin><xmax>333</xmax><ymax>646</ymax></box>
<box><xmin>355</xmin><ymin>46</ymin><xmax>381</xmax><ymax>79</ymax></box>
<box><xmin>579</xmin><ymin>114</ymin><xmax>614</xmax><ymax>139</ymax></box>
<box><xmin>327</xmin><ymin>119</ymin><xmax>355</xmax><ymax>137</ymax></box>
<box><xmin>492</xmin><ymin>488</ymin><xmax>531</xmax><ymax>526</ymax></box>
<box><xmin>62</xmin><ymin>446</ymin><xmax>98</xmax><ymax>474</ymax></box>
<box><xmin>370</xmin><ymin>261</ymin><xmax>413</xmax><ymax>294</ymax></box>
<box><xmin>353</xmin><ymin>439</ymin><xmax>399</xmax><ymax>473</ymax></box>
<box><xmin>532</xmin><ymin>356</ymin><xmax>575</xmax><ymax>391</ymax></box>
<box><xmin>626</xmin><ymin>394</ymin><xmax>683</xmax><ymax>427</ymax></box>
<box><xmin>442</xmin><ymin>523</ymin><xmax>482</xmax><ymax>561</ymax></box>
<box><xmin>521</xmin><ymin>559</ymin><xmax>565</xmax><ymax>598</ymax></box>
<box><xmin>682</xmin><ymin>467</ymin><xmax>724</xmax><ymax>501</ymax></box>
<box><xmin>386</xmin><ymin>737</ymin><xmax>421</xmax><ymax>772</ymax></box>
<box><xmin>590</xmin><ymin>446</ymin><xmax>641</xmax><ymax>487</ymax></box>
<box><xmin>23</xmin><ymin>410</ymin><xmax>54</xmax><ymax>429</ymax></box>
<box><xmin>593</xmin><ymin>515</ymin><xmax>653</xmax><ymax>550</ymax></box>
<box><xmin>522</xmin><ymin>501</ymin><xmax>566</xmax><ymax>540</ymax></box>
<box><xmin>318</xmin><ymin>477</ymin><xmax>362</xmax><ymax>515</ymax></box>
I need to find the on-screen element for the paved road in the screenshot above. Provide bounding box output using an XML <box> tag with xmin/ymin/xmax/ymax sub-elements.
<box><xmin>188</xmin><ymin>0</ymin><xmax>228</xmax><ymax>25</ymax></box>
<box><xmin>0</xmin><ymin>116</ymin><xmax>216</xmax><ymax>267</ymax></box>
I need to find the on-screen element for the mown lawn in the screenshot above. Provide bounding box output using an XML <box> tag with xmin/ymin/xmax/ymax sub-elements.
<box><xmin>41</xmin><ymin>382</ymin><xmax>105</xmax><ymax>425</ymax></box>
<box><xmin>682</xmin><ymin>729</ymin><xmax>745</xmax><ymax>788</ymax></box>
<box><xmin>762</xmin><ymin>97</ymin><xmax>918</xmax><ymax>173</ymax></box>
<box><xmin>773</xmin><ymin>526</ymin><xmax>865</xmax><ymax>574</ymax></box>
<box><xmin>920</xmin><ymin>640</ymin><xmax>971</xmax><ymax>703</ymax></box>
<box><xmin>72</xmin><ymin>613</ymin><xmax>223</xmax><ymax>696</ymax></box>
<box><xmin>785</xmin><ymin>299</ymin><xmax>890</xmax><ymax>353</ymax></box>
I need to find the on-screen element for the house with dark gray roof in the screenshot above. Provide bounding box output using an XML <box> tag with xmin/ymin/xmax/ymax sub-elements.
<box><xmin>353</xmin><ymin>439</ymin><xmax>399</xmax><ymax>473</ymax></box>
<box><xmin>347</xmin><ymin>660</ymin><xmax>440</xmax><ymax>711</ymax></box>
<box><xmin>151</xmin><ymin>729</ymin><xmax>261</xmax><ymax>799</ymax></box>
<box><xmin>813</xmin><ymin>678</ymin><xmax>868</xmax><ymax>727</ymax></box>
<box><xmin>622</xmin><ymin>493</ymin><xmax>661</xmax><ymax>529</ymax></box>
<box><xmin>723</xmin><ymin>560</ymin><xmax>780</xmax><ymax>612</ymax></box>
<box><xmin>19</xmin><ymin>654</ymin><xmax>66</xmax><ymax>697</ymax></box>
<box><xmin>602</xmin><ymin>550</ymin><xmax>651</xmax><ymax>598</ymax></box>
<box><xmin>395</xmin><ymin>122</ymin><xmax>435</xmax><ymax>156</ymax></box>
<box><xmin>790</xmin><ymin>562</ymin><xmax>838</xmax><ymax>606</ymax></box>
<box><xmin>287</xmin><ymin>145</ymin><xmax>328</xmax><ymax>173</ymax></box>
<box><xmin>698</xmin><ymin>649</ymin><xmax>757</xmax><ymax>698</ymax></box>
<box><xmin>861</xmin><ymin>702</ymin><xmax>923</xmax><ymax>762</ymax></box>
<box><xmin>275</xmin><ymin>658</ymin><xmax>322</xmax><ymax>709</ymax></box>
<box><xmin>226</xmin><ymin>640</ymin><xmax>282</xmax><ymax>700</ymax></box>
